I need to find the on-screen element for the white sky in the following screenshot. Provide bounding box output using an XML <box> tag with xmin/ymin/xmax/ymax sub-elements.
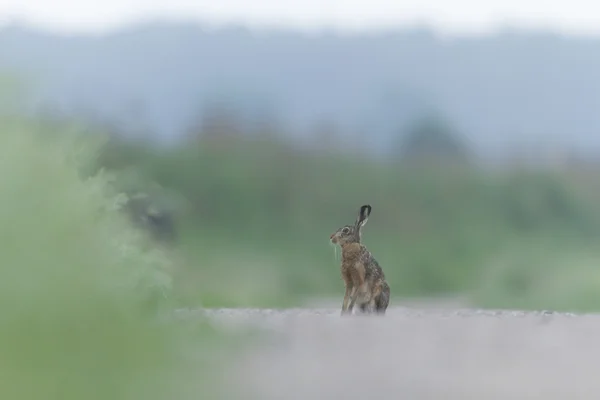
<box><xmin>1</xmin><ymin>0</ymin><xmax>600</xmax><ymax>36</ymax></box>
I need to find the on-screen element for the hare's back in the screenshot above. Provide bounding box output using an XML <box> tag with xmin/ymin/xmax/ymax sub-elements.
<box><xmin>361</xmin><ymin>249</ymin><xmax>386</xmax><ymax>281</ymax></box>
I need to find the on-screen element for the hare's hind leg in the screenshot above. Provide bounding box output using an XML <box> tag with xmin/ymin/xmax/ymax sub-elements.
<box><xmin>358</xmin><ymin>289</ymin><xmax>376</xmax><ymax>315</ymax></box>
<box><xmin>374</xmin><ymin>301</ymin><xmax>386</xmax><ymax>315</ymax></box>
<box><xmin>374</xmin><ymin>284</ymin><xmax>390</xmax><ymax>315</ymax></box>
<box><xmin>369</xmin><ymin>282</ymin><xmax>389</xmax><ymax>315</ymax></box>
<box><xmin>362</xmin><ymin>299</ymin><xmax>375</xmax><ymax>314</ymax></box>
<box><xmin>358</xmin><ymin>299</ymin><xmax>375</xmax><ymax>315</ymax></box>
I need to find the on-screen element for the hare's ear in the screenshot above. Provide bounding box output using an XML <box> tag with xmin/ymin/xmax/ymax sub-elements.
<box><xmin>356</xmin><ymin>204</ymin><xmax>372</xmax><ymax>229</ymax></box>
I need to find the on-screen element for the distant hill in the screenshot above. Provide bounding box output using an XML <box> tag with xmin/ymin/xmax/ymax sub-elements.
<box><xmin>2</xmin><ymin>22</ymin><xmax>600</xmax><ymax>158</ymax></box>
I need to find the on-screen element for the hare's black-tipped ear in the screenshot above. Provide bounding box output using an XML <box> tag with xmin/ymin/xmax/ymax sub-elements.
<box><xmin>356</xmin><ymin>204</ymin><xmax>372</xmax><ymax>227</ymax></box>
<box><xmin>360</xmin><ymin>205</ymin><xmax>372</xmax><ymax>219</ymax></box>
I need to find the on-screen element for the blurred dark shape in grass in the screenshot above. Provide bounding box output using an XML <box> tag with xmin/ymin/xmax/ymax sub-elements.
<box><xmin>126</xmin><ymin>192</ymin><xmax>178</xmax><ymax>243</ymax></box>
<box><xmin>94</xmin><ymin>108</ymin><xmax>600</xmax><ymax>311</ymax></box>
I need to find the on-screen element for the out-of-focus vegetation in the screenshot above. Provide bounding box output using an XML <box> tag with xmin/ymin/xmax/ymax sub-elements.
<box><xmin>90</xmin><ymin>107</ymin><xmax>600</xmax><ymax>312</ymax></box>
<box><xmin>6</xmin><ymin>70</ymin><xmax>600</xmax><ymax>314</ymax></box>
<box><xmin>3</xmin><ymin>72</ymin><xmax>600</xmax><ymax>400</ymax></box>
<box><xmin>0</xmin><ymin>95</ymin><xmax>249</xmax><ymax>398</ymax></box>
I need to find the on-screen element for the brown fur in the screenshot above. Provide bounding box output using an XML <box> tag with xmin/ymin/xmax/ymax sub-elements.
<box><xmin>330</xmin><ymin>205</ymin><xmax>390</xmax><ymax>316</ymax></box>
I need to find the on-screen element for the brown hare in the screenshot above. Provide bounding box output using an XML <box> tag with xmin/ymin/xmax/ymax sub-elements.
<box><xmin>330</xmin><ymin>204</ymin><xmax>390</xmax><ymax>316</ymax></box>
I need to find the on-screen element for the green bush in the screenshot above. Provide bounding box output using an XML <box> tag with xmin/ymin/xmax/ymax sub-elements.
<box><xmin>0</xmin><ymin>116</ymin><xmax>201</xmax><ymax>400</ymax></box>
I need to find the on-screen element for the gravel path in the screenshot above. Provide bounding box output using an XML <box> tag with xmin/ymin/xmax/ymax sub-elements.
<box><xmin>177</xmin><ymin>305</ymin><xmax>600</xmax><ymax>399</ymax></box>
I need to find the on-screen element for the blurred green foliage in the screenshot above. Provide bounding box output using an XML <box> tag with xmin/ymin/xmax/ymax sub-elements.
<box><xmin>5</xmin><ymin>69</ymin><xmax>600</xmax><ymax>313</ymax></box>
<box><xmin>0</xmin><ymin>111</ymin><xmax>248</xmax><ymax>399</ymax></box>
<box><xmin>95</xmin><ymin>121</ymin><xmax>600</xmax><ymax>311</ymax></box>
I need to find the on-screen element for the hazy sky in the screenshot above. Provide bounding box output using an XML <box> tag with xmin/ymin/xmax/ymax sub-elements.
<box><xmin>1</xmin><ymin>0</ymin><xmax>599</xmax><ymax>36</ymax></box>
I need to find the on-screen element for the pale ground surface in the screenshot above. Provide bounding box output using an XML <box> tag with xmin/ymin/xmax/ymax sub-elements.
<box><xmin>177</xmin><ymin>301</ymin><xmax>600</xmax><ymax>400</ymax></box>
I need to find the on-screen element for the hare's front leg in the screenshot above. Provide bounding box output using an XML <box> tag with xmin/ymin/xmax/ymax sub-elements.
<box><xmin>347</xmin><ymin>267</ymin><xmax>366</xmax><ymax>313</ymax></box>
<box><xmin>341</xmin><ymin>284</ymin><xmax>353</xmax><ymax>315</ymax></box>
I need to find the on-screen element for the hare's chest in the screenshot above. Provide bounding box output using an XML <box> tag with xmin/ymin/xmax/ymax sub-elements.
<box><xmin>340</xmin><ymin>251</ymin><xmax>360</xmax><ymax>270</ymax></box>
<box><xmin>340</xmin><ymin>249</ymin><xmax>366</xmax><ymax>284</ymax></box>
<box><xmin>340</xmin><ymin>260</ymin><xmax>356</xmax><ymax>277</ymax></box>
<box><xmin>340</xmin><ymin>242</ymin><xmax>363</xmax><ymax>262</ymax></box>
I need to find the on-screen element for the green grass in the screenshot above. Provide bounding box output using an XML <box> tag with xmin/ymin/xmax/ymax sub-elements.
<box><xmin>471</xmin><ymin>235</ymin><xmax>600</xmax><ymax>313</ymax></box>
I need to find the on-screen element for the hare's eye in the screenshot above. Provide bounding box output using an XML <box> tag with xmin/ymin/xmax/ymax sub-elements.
<box><xmin>342</xmin><ymin>227</ymin><xmax>350</xmax><ymax>234</ymax></box>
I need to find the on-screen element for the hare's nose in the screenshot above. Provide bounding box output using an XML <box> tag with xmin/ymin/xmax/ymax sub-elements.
<box><xmin>330</xmin><ymin>233</ymin><xmax>334</xmax><ymax>239</ymax></box>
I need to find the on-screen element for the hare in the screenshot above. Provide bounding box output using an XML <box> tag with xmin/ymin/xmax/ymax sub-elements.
<box><xmin>330</xmin><ymin>205</ymin><xmax>390</xmax><ymax>316</ymax></box>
